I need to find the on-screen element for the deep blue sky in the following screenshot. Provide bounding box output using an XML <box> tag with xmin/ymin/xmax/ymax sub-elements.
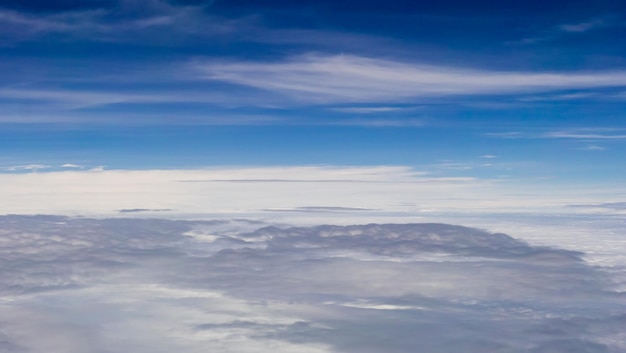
<box><xmin>2</xmin><ymin>0</ymin><xmax>626</xmax><ymax>183</ymax></box>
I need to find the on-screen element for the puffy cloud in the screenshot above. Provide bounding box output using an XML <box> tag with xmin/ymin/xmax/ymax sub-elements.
<box><xmin>60</xmin><ymin>163</ymin><xmax>83</xmax><ymax>168</ymax></box>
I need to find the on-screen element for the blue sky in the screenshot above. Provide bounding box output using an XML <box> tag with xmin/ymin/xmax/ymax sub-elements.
<box><xmin>2</xmin><ymin>0</ymin><xmax>626</xmax><ymax>185</ymax></box>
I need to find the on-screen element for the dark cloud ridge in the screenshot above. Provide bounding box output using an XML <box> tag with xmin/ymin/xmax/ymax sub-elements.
<box><xmin>246</xmin><ymin>223</ymin><xmax>584</xmax><ymax>260</ymax></box>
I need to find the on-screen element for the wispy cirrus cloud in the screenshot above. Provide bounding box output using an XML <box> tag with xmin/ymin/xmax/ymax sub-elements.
<box><xmin>543</xmin><ymin>131</ymin><xmax>626</xmax><ymax>139</ymax></box>
<box><xmin>326</xmin><ymin>118</ymin><xmax>425</xmax><ymax>128</ymax></box>
<box><xmin>518</xmin><ymin>92</ymin><xmax>599</xmax><ymax>102</ymax></box>
<box><xmin>559</xmin><ymin>18</ymin><xmax>607</xmax><ymax>33</ymax></box>
<box><xmin>0</xmin><ymin>1</ymin><xmax>244</xmax><ymax>46</ymax></box>
<box><xmin>0</xmin><ymin>88</ymin><xmax>152</xmax><ymax>108</ymax></box>
<box><xmin>484</xmin><ymin>131</ymin><xmax>525</xmax><ymax>139</ymax></box>
<box><xmin>580</xmin><ymin>145</ymin><xmax>607</xmax><ymax>151</ymax></box>
<box><xmin>330</xmin><ymin>106</ymin><xmax>421</xmax><ymax>114</ymax></box>
<box><xmin>515</xmin><ymin>16</ymin><xmax>612</xmax><ymax>45</ymax></box>
<box><xmin>196</xmin><ymin>54</ymin><xmax>626</xmax><ymax>104</ymax></box>
<box><xmin>0</xmin><ymin>87</ymin><xmax>251</xmax><ymax>109</ymax></box>
<box><xmin>487</xmin><ymin>129</ymin><xmax>626</xmax><ymax>141</ymax></box>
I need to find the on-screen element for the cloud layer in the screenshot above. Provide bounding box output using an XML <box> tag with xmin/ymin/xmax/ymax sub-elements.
<box><xmin>0</xmin><ymin>216</ymin><xmax>624</xmax><ymax>353</ymax></box>
<box><xmin>3</xmin><ymin>166</ymin><xmax>625</xmax><ymax>219</ymax></box>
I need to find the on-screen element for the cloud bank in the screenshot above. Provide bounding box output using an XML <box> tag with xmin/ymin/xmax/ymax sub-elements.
<box><xmin>0</xmin><ymin>216</ymin><xmax>624</xmax><ymax>353</ymax></box>
<box><xmin>1</xmin><ymin>166</ymin><xmax>625</xmax><ymax>219</ymax></box>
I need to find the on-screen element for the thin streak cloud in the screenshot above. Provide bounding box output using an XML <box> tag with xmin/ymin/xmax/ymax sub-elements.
<box><xmin>581</xmin><ymin>145</ymin><xmax>606</xmax><ymax>151</ymax></box>
<box><xmin>330</xmin><ymin>106</ymin><xmax>421</xmax><ymax>114</ymax></box>
<box><xmin>559</xmin><ymin>18</ymin><xmax>607</xmax><ymax>33</ymax></box>
<box><xmin>487</xmin><ymin>129</ymin><xmax>626</xmax><ymax>140</ymax></box>
<box><xmin>0</xmin><ymin>88</ymin><xmax>247</xmax><ymax>109</ymax></box>
<box><xmin>5</xmin><ymin>164</ymin><xmax>50</xmax><ymax>172</ymax></box>
<box><xmin>543</xmin><ymin>132</ymin><xmax>626</xmax><ymax>139</ymax></box>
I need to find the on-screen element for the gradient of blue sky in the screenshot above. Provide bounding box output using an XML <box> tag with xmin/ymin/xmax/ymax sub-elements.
<box><xmin>2</xmin><ymin>0</ymin><xmax>626</xmax><ymax>184</ymax></box>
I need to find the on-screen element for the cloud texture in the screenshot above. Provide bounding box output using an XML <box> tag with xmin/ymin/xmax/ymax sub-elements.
<box><xmin>0</xmin><ymin>216</ymin><xmax>624</xmax><ymax>352</ymax></box>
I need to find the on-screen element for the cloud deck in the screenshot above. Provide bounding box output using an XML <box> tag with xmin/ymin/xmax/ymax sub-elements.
<box><xmin>0</xmin><ymin>215</ymin><xmax>624</xmax><ymax>353</ymax></box>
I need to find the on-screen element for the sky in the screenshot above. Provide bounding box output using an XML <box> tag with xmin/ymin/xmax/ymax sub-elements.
<box><xmin>1</xmin><ymin>0</ymin><xmax>626</xmax><ymax>217</ymax></box>
<box><xmin>2</xmin><ymin>2</ymin><xmax>626</xmax><ymax>352</ymax></box>
<box><xmin>1</xmin><ymin>0</ymin><xmax>626</xmax><ymax>182</ymax></box>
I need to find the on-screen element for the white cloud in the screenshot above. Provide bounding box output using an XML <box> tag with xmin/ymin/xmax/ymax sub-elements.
<box><xmin>196</xmin><ymin>54</ymin><xmax>626</xmax><ymax>103</ymax></box>
<box><xmin>5</xmin><ymin>164</ymin><xmax>50</xmax><ymax>172</ymax></box>
<box><xmin>89</xmin><ymin>165</ymin><xmax>106</xmax><ymax>172</ymax></box>
<box><xmin>61</xmin><ymin>163</ymin><xmax>83</xmax><ymax>168</ymax></box>
<box><xmin>0</xmin><ymin>166</ymin><xmax>624</xmax><ymax>220</ymax></box>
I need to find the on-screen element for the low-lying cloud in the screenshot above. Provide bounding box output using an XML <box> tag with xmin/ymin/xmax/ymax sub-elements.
<box><xmin>0</xmin><ymin>215</ymin><xmax>624</xmax><ymax>352</ymax></box>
